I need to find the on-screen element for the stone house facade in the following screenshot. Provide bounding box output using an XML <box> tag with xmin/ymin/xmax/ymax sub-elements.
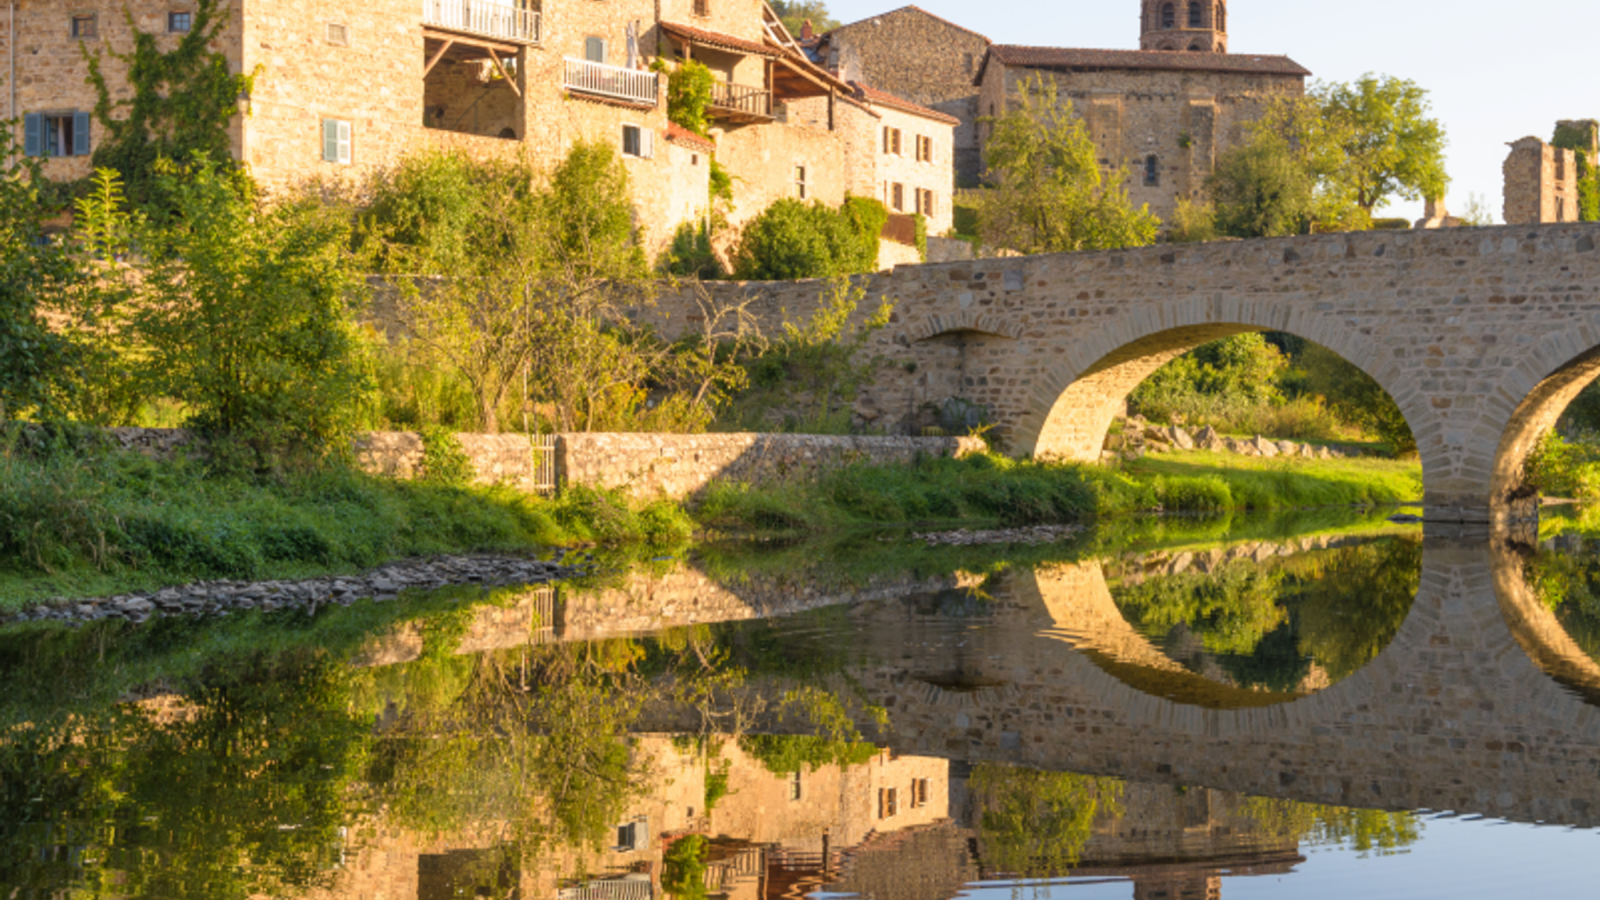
<box><xmin>1503</xmin><ymin>136</ymin><xmax>1581</xmax><ymax>225</ymax></box>
<box><xmin>808</xmin><ymin>5</ymin><xmax>990</xmax><ymax>187</ymax></box>
<box><xmin>3</xmin><ymin>0</ymin><xmax>956</xmax><ymax>262</ymax></box>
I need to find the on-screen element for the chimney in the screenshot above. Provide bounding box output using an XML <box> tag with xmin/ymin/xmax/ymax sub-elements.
<box><xmin>801</xmin><ymin>19</ymin><xmax>814</xmax><ymax>41</ymax></box>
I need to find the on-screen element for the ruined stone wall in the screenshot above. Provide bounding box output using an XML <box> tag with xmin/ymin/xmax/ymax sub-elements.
<box><xmin>1503</xmin><ymin>136</ymin><xmax>1580</xmax><ymax>225</ymax></box>
<box><xmin>978</xmin><ymin>60</ymin><xmax>1304</xmax><ymax>222</ymax></box>
<box><xmin>3</xmin><ymin>0</ymin><xmax>245</xmax><ymax>182</ymax></box>
<box><xmin>821</xmin><ymin>7</ymin><xmax>989</xmax><ymax>186</ymax></box>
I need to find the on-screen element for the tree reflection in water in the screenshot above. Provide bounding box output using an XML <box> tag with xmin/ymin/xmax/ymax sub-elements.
<box><xmin>1106</xmin><ymin>536</ymin><xmax>1422</xmax><ymax>693</ymax></box>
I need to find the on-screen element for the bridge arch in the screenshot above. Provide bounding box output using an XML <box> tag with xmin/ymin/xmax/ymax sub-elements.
<box><xmin>1489</xmin><ymin>326</ymin><xmax>1600</xmax><ymax>508</ymax></box>
<box><xmin>1009</xmin><ymin>304</ymin><xmax>1435</xmax><ymax>477</ymax></box>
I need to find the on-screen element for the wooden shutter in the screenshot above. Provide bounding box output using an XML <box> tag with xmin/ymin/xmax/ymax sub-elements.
<box><xmin>882</xmin><ymin>127</ymin><xmax>890</xmax><ymax>154</ymax></box>
<box><xmin>23</xmin><ymin>114</ymin><xmax>41</xmax><ymax>157</ymax></box>
<box><xmin>73</xmin><ymin>111</ymin><xmax>91</xmax><ymax>156</ymax></box>
<box><xmin>640</xmin><ymin>127</ymin><xmax>653</xmax><ymax>159</ymax></box>
<box><xmin>322</xmin><ymin>120</ymin><xmax>338</xmax><ymax>162</ymax></box>
<box><xmin>337</xmin><ymin>120</ymin><xmax>352</xmax><ymax>163</ymax></box>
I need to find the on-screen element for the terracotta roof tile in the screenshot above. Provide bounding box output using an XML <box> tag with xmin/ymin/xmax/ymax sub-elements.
<box><xmin>660</xmin><ymin>21</ymin><xmax>781</xmax><ymax>58</ymax></box>
<box><xmin>664</xmin><ymin>122</ymin><xmax>716</xmax><ymax>151</ymax></box>
<box><xmin>980</xmin><ymin>45</ymin><xmax>1310</xmax><ymax>81</ymax></box>
<box><xmin>849</xmin><ymin>81</ymin><xmax>960</xmax><ymax>126</ymax></box>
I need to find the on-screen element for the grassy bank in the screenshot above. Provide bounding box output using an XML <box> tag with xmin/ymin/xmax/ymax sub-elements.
<box><xmin>697</xmin><ymin>451</ymin><xmax>1422</xmax><ymax>534</ymax></box>
<box><xmin>0</xmin><ymin>442</ymin><xmax>691</xmax><ymax>609</ymax></box>
<box><xmin>0</xmin><ymin>441</ymin><xmax>1420</xmax><ymax>611</ymax></box>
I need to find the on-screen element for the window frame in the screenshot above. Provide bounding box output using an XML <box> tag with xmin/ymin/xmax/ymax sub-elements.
<box><xmin>692</xmin><ymin>0</ymin><xmax>711</xmax><ymax>16</ymax></box>
<box><xmin>24</xmin><ymin>111</ymin><xmax>91</xmax><ymax>158</ymax></box>
<box><xmin>788</xmin><ymin>771</ymin><xmax>802</xmax><ymax>801</ymax></box>
<box><xmin>69</xmin><ymin>11</ymin><xmax>98</xmax><ymax>39</ymax></box>
<box><xmin>1143</xmin><ymin>154</ymin><xmax>1160</xmax><ymax>186</ymax></box>
<box><xmin>584</xmin><ymin>36</ymin><xmax>608</xmax><ymax>64</ymax></box>
<box><xmin>621</xmin><ymin>123</ymin><xmax>653</xmax><ymax>159</ymax></box>
<box><xmin>168</xmin><ymin>10</ymin><xmax>193</xmax><ymax>34</ymax></box>
<box><xmin>325</xmin><ymin>22</ymin><xmax>350</xmax><ymax>46</ymax></box>
<box><xmin>891</xmin><ymin>182</ymin><xmax>905</xmax><ymax>212</ymax></box>
<box><xmin>794</xmin><ymin>162</ymin><xmax>808</xmax><ymax>199</ymax></box>
<box><xmin>1160</xmin><ymin>2</ymin><xmax>1175</xmax><ymax>29</ymax></box>
<box><xmin>322</xmin><ymin>118</ymin><xmax>353</xmax><ymax>165</ymax></box>
<box><xmin>1188</xmin><ymin>1</ymin><xmax>1203</xmax><ymax>28</ymax></box>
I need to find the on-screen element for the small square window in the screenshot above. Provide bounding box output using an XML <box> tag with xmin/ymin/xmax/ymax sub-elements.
<box><xmin>890</xmin><ymin>182</ymin><xmax>905</xmax><ymax>212</ymax></box>
<box><xmin>788</xmin><ymin>771</ymin><xmax>802</xmax><ymax>801</ymax></box>
<box><xmin>794</xmin><ymin>164</ymin><xmax>808</xmax><ymax>199</ymax></box>
<box><xmin>322</xmin><ymin>119</ymin><xmax>352</xmax><ymax>164</ymax></box>
<box><xmin>692</xmin><ymin>0</ymin><xmax>710</xmax><ymax>16</ymax></box>
<box><xmin>326</xmin><ymin>22</ymin><xmax>349</xmax><ymax>46</ymax></box>
<box><xmin>168</xmin><ymin>11</ymin><xmax>193</xmax><ymax>33</ymax></box>
<box><xmin>70</xmin><ymin>13</ymin><xmax>97</xmax><ymax>39</ymax></box>
<box><xmin>621</xmin><ymin>124</ymin><xmax>653</xmax><ymax>159</ymax></box>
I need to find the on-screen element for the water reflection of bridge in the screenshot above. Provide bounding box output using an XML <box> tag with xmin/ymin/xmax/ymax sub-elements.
<box><xmin>363</xmin><ymin>528</ymin><xmax>1600</xmax><ymax>827</ymax></box>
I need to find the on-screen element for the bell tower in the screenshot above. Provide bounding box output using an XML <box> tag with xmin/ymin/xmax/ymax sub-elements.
<box><xmin>1140</xmin><ymin>0</ymin><xmax>1227</xmax><ymax>53</ymax></box>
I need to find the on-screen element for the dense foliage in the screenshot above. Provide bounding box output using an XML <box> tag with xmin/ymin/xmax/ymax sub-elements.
<box><xmin>0</xmin><ymin>125</ymin><xmax>75</xmax><ymax>422</ymax></box>
<box><xmin>1552</xmin><ymin>121</ymin><xmax>1600</xmax><ymax>222</ymax></box>
<box><xmin>975</xmin><ymin>76</ymin><xmax>1158</xmax><ymax>254</ymax></box>
<box><xmin>730</xmin><ymin>196</ymin><xmax>885</xmax><ymax>280</ymax></box>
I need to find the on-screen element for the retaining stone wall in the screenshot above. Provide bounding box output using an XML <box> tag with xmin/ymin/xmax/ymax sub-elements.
<box><xmin>109</xmin><ymin>427</ymin><xmax>983</xmax><ymax>500</ymax></box>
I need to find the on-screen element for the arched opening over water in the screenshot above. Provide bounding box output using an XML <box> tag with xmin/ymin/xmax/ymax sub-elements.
<box><xmin>1024</xmin><ymin>323</ymin><xmax>1419</xmax><ymax>473</ymax></box>
<box><xmin>1490</xmin><ymin>343</ymin><xmax>1600</xmax><ymax>509</ymax></box>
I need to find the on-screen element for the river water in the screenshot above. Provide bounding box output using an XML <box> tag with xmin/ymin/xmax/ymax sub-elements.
<box><xmin>4</xmin><ymin>508</ymin><xmax>1600</xmax><ymax>899</ymax></box>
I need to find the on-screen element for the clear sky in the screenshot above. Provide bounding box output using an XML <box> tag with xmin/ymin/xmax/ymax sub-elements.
<box><xmin>823</xmin><ymin>0</ymin><xmax>1600</xmax><ymax>223</ymax></box>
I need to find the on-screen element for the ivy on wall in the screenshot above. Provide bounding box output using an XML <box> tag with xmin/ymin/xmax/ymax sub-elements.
<box><xmin>1552</xmin><ymin>121</ymin><xmax>1600</xmax><ymax>223</ymax></box>
<box><xmin>84</xmin><ymin>0</ymin><xmax>256</xmax><ymax>207</ymax></box>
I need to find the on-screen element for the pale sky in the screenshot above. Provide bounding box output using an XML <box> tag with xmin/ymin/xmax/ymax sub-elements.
<box><xmin>825</xmin><ymin>0</ymin><xmax>1600</xmax><ymax>223</ymax></box>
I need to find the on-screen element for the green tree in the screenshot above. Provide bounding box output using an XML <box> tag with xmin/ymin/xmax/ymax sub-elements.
<box><xmin>663</xmin><ymin>59</ymin><xmax>716</xmax><ymax>138</ymax></box>
<box><xmin>1318</xmin><ymin>74</ymin><xmax>1449</xmax><ymax>215</ymax></box>
<box><xmin>976</xmin><ymin>76</ymin><xmax>1158</xmax><ymax>254</ymax></box>
<box><xmin>0</xmin><ymin>123</ymin><xmax>76</xmax><ymax>421</ymax></box>
<box><xmin>970</xmin><ymin>764</ymin><xmax>1123</xmax><ymax>877</ymax></box>
<box><xmin>135</xmin><ymin>159</ymin><xmax>370</xmax><ymax>456</ymax></box>
<box><xmin>731</xmin><ymin>197</ymin><xmax>881</xmax><ymax>280</ymax></box>
<box><xmin>1209</xmin><ymin>140</ymin><xmax>1316</xmax><ymax>238</ymax></box>
<box><xmin>84</xmin><ymin>0</ymin><xmax>256</xmax><ymax>210</ymax></box>
<box><xmin>768</xmin><ymin>0</ymin><xmax>840</xmax><ymax>34</ymax></box>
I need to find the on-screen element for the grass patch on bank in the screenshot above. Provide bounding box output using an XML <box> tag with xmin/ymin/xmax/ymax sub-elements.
<box><xmin>696</xmin><ymin>451</ymin><xmax>1423</xmax><ymax>536</ymax></box>
<box><xmin>0</xmin><ymin>443</ymin><xmax>691</xmax><ymax>610</ymax></box>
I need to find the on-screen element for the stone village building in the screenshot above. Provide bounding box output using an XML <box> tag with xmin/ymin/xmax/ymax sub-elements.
<box><xmin>813</xmin><ymin>1</ymin><xmax>1309</xmax><ymax>224</ymax></box>
<box><xmin>0</xmin><ymin>0</ymin><xmax>955</xmax><ymax>258</ymax></box>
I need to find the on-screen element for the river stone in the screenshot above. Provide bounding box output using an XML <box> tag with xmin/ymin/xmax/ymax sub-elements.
<box><xmin>1169</xmin><ymin>427</ymin><xmax>1195</xmax><ymax>451</ymax></box>
<box><xmin>1253</xmin><ymin>436</ymin><xmax>1278</xmax><ymax>458</ymax></box>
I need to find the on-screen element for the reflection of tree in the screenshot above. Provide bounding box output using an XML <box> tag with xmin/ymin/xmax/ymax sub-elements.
<box><xmin>969</xmin><ymin>763</ymin><xmax>1124</xmax><ymax>878</ymax></box>
<box><xmin>1241</xmin><ymin>796</ymin><xmax>1421</xmax><ymax>856</ymax></box>
<box><xmin>1110</xmin><ymin>537</ymin><xmax>1420</xmax><ymax>692</ymax></box>
<box><xmin>1525</xmin><ymin>547</ymin><xmax>1600</xmax><ymax>663</ymax></box>
<box><xmin>0</xmin><ymin>651</ymin><xmax>366</xmax><ymax>899</ymax></box>
<box><xmin>661</xmin><ymin>834</ymin><xmax>710</xmax><ymax>900</ymax></box>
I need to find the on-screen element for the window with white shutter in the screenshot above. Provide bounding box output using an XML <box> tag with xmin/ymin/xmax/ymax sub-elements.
<box><xmin>322</xmin><ymin>119</ymin><xmax>352</xmax><ymax>164</ymax></box>
<box><xmin>621</xmin><ymin>124</ymin><xmax>651</xmax><ymax>159</ymax></box>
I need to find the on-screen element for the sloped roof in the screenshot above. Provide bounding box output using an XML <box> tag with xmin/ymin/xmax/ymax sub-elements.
<box><xmin>976</xmin><ymin>45</ymin><xmax>1310</xmax><ymax>84</ymax></box>
<box><xmin>660</xmin><ymin>20</ymin><xmax>781</xmax><ymax>58</ymax></box>
<box><xmin>850</xmin><ymin>81</ymin><xmax>960</xmax><ymax>126</ymax></box>
<box><xmin>827</xmin><ymin>5</ymin><xmax>991</xmax><ymax>44</ymax></box>
<box><xmin>664</xmin><ymin>122</ymin><xmax>715</xmax><ymax>152</ymax></box>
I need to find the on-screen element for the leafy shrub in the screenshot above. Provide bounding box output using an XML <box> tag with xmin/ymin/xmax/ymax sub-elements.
<box><xmin>662</xmin><ymin>60</ymin><xmax>716</xmax><ymax>138</ymax></box>
<box><xmin>659</xmin><ymin>221</ymin><xmax>723</xmax><ymax>279</ymax></box>
<box><xmin>731</xmin><ymin>197</ymin><xmax>883</xmax><ymax>280</ymax></box>
<box><xmin>416</xmin><ymin>426</ymin><xmax>475</xmax><ymax>487</ymax></box>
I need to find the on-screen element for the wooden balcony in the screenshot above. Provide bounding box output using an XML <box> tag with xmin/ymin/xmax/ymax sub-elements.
<box><xmin>708</xmin><ymin>81</ymin><xmax>773</xmax><ymax>124</ymax></box>
<box><xmin>563</xmin><ymin>58</ymin><xmax>659</xmax><ymax>107</ymax></box>
<box><xmin>423</xmin><ymin>0</ymin><xmax>540</xmax><ymax>45</ymax></box>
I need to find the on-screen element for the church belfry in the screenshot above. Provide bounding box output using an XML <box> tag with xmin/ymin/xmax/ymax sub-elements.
<box><xmin>1140</xmin><ymin>0</ymin><xmax>1227</xmax><ymax>53</ymax></box>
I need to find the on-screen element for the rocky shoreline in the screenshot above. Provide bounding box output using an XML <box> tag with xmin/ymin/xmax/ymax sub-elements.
<box><xmin>4</xmin><ymin>553</ymin><xmax>593</xmax><ymax>626</ymax></box>
<box><xmin>1105</xmin><ymin>418</ymin><xmax>1369</xmax><ymax>462</ymax></box>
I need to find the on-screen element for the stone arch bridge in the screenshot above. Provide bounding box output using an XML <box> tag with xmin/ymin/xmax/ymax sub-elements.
<box><xmin>652</xmin><ymin>224</ymin><xmax>1600</xmax><ymax>521</ymax></box>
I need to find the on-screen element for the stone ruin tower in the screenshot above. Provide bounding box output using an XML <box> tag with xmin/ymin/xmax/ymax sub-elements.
<box><xmin>1504</xmin><ymin>136</ymin><xmax>1580</xmax><ymax>225</ymax></box>
<box><xmin>1141</xmin><ymin>0</ymin><xmax>1228</xmax><ymax>52</ymax></box>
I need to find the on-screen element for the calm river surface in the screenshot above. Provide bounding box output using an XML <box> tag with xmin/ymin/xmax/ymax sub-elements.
<box><xmin>5</xmin><ymin>509</ymin><xmax>1600</xmax><ymax>898</ymax></box>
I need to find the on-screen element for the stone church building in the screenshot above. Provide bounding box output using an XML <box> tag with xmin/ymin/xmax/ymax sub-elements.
<box><xmin>815</xmin><ymin>1</ymin><xmax>1309</xmax><ymax>222</ymax></box>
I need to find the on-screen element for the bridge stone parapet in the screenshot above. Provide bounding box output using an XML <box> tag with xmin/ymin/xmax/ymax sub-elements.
<box><xmin>654</xmin><ymin>224</ymin><xmax>1600</xmax><ymax>520</ymax></box>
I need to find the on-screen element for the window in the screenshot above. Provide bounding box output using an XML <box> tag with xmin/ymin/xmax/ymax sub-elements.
<box><xmin>910</xmin><ymin>778</ymin><xmax>930</xmax><ymax>808</ymax></box>
<box><xmin>692</xmin><ymin>0</ymin><xmax>710</xmax><ymax>16</ymax></box>
<box><xmin>916</xmin><ymin>188</ymin><xmax>936</xmax><ymax>217</ymax></box>
<box><xmin>1218</xmin><ymin>3</ymin><xmax>1226</xmax><ymax>30</ymax></box>
<box><xmin>585</xmin><ymin>36</ymin><xmax>608</xmax><ymax>64</ymax></box>
<box><xmin>915</xmin><ymin>134</ymin><xmax>933</xmax><ymax>163</ymax></box>
<box><xmin>168</xmin><ymin>11</ymin><xmax>193</xmax><ymax>33</ymax></box>
<box><xmin>326</xmin><ymin>22</ymin><xmax>349</xmax><ymax>46</ymax></box>
<box><xmin>1187</xmin><ymin>43</ymin><xmax>1202</xmax><ymax>51</ymax></box>
<box><xmin>1144</xmin><ymin>155</ymin><xmax>1160</xmax><ymax>186</ymax></box>
<box><xmin>1188</xmin><ymin>1</ymin><xmax>1203</xmax><ymax>28</ymax></box>
<box><xmin>794</xmin><ymin>164</ymin><xmax>808</xmax><ymax>199</ymax></box>
<box><xmin>23</xmin><ymin>112</ymin><xmax>91</xmax><ymax>158</ymax></box>
<box><xmin>70</xmin><ymin>12</ymin><xmax>97</xmax><ymax>39</ymax></box>
<box><xmin>321</xmin><ymin>119</ymin><xmax>352</xmax><ymax>164</ymax></box>
<box><xmin>1160</xmin><ymin>3</ymin><xmax>1175</xmax><ymax>29</ymax></box>
<box><xmin>788</xmin><ymin>771</ymin><xmax>802</xmax><ymax>801</ymax></box>
<box><xmin>878</xmin><ymin>787</ymin><xmax>899</xmax><ymax>819</ymax></box>
<box><xmin>614</xmin><ymin>818</ymin><xmax>648</xmax><ymax>852</ymax></box>
<box><xmin>622</xmin><ymin>124</ymin><xmax>653</xmax><ymax>159</ymax></box>
<box><xmin>883</xmin><ymin>127</ymin><xmax>902</xmax><ymax>156</ymax></box>
<box><xmin>890</xmin><ymin>182</ymin><xmax>905</xmax><ymax>211</ymax></box>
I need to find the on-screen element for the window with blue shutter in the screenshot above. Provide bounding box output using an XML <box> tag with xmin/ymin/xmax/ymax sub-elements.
<box><xmin>73</xmin><ymin>112</ymin><xmax>90</xmax><ymax>157</ymax></box>
<box><xmin>23</xmin><ymin>114</ymin><xmax>41</xmax><ymax>157</ymax></box>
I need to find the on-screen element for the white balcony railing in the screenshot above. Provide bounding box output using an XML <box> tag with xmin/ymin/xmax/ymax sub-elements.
<box><xmin>424</xmin><ymin>0</ymin><xmax>541</xmax><ymax>45</ymax></box>
<box><xmin>562</xmin><ymin>58</ymin><xmax>659</xmax><ymax>106</ymax></box>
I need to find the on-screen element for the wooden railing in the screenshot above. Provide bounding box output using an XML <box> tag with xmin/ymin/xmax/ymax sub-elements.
<box><xmin>423</xmin><ymin>0</ymin><xmax>540</xmax><ymax>44</ymax></box>
<box><xmin>708</xmin><ymin>81</ymin><xmax>772</xmax><ymax>119</ymax></box>
<box><xmin>563</xmin><ymin>58</ymin><xmax>659</xmax><ymax>106</ymax></box>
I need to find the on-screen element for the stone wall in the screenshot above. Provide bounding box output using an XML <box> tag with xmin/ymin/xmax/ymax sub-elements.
<box><xmin>556</xmin><ymin>432</ymin><xmax>985</xmax><ymax>499</ymax></box>
<box><xmin>817</xmin><ymin>7</ymin><xmax>990</xmax><ymax>186</ymax></box>
<box><xmin>977</xmin><ymin>60</ymin><xmax>1304</xmax><ymax>223</ymax></box>
<box><xmin>1503</xmin><ymin>136</ymin><xmax>1580</xmax><ymax>225</ymax></box>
